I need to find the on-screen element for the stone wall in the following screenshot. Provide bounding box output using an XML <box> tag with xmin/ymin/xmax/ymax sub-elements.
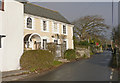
<box><xmin>76</xmin><ymin>47</ymin><xmax>90</xmax><ymax>58</ymax></box>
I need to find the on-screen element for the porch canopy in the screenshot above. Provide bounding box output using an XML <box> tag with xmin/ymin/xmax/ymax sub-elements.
<box><xmin>24</xmin><ymin>33</ymin><xmax>41</xmax><ymax>43</ymax></box>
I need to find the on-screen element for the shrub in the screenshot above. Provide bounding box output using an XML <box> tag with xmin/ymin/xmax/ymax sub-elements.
<box><xmin>78</xmin><ymin>41</ymin><xmax>90</xmax><ymax>46</ymax></box>
<box><xmin>64</xmin><ymin>49</ymin><xmax>76</xmax><ymax>61</ymax></box>
<box><xmin>53</xmin><ymin>61</ymin><xmax>62</xmax><ymax>66</ymax></box>
<box><xmin>20</xmin><ymin>50</ymin><xmax>54</xmax><ymax>72</ymax></box>
<box><xmin>83</xmin><ymin>54</ymin><xmax>88</xmax><ymax>58</ymax></box>
<box><xmin>47</xmin><ymin>43</ymin><xmax>57</xmax><ymax>56</ymax></box>
<box><xmin>90</xmin><ymin>51</ymin><xmax>94</xmax><ymax>55</ymax></box>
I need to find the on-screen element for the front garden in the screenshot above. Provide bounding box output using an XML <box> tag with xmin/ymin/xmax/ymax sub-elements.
<box><xmin>20</xmin><ymin>50</ymin><xmax>63</xmax><ymax>73</ymax></box>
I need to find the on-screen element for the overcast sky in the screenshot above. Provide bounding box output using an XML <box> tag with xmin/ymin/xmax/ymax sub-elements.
<box><xmin>31</xmin><ymin>2</ymin><xmax>118</xmax><ymax>39</ymax></box>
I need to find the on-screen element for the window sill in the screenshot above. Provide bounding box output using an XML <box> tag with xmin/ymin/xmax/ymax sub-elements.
<box><xmin>62</xmin><ymin>33</ymin><xmax>67</xmax><ymax>35</ymax></box>
<box><xmin>25</xmin><ymin>28</ymin><xmax>34</xmax><ymax>30</ymax></box>
<box><xmin>42</xmin><ymin>30</ymin><xmax>49</xmax><ymax>32</ymax></box>
<box><xmin>0</xmin><ymin>9</ymin><xmax>4</xmax><ymax>11</ymax></box>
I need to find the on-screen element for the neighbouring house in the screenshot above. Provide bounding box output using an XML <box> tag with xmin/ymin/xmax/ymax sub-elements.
<box><xmin>0</xmin><ymin>0</ymin><xmax>74</xmax><ymax>71</ymax></box>
<box><xmin>23</xmin><ymin>3</ymin><xmax>74</xmax><ymax>51</ymax></box>
<box><xmin>0</xmin><ymin>0</ymin><xmax>24</xmax><ymax>71</ymax></box>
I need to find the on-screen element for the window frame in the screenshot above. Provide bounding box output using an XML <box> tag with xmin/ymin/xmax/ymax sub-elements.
<box><xmin>42</xmin><ymin>39</ymin><xmax>47</xmax><ymax>49</ymax></box>
<box><xmin>63</xmin><ymin>25</ymin><xmax>66</xmax><ymax>34</ymax></box>
<box><xmin>0</xmin><ymin>0</ymin><xmax>4</xmax><ymax>11</ymax></box>
<box><xmin>53</xmin><ymin>22</ymin><xmax>58</xmax><ymax>32</ymax></box>
<box><xmin>25</xmin><ymin>16</ymin><xmax>34</xmax><ymax>30</ymax></box>
<box><xmin>27</xmin><ymin>17</ymin><xmax>32</xmax><ymax>29</ymax></box>
<box><xmin>43</xmin><ymin>20</ymin><xmax>47</xmax><ymax>31</ymax></box>
<box><xmin>54</xmin><ymin>39</ymin><xmax>58</xmax><ymax>44</ymax></box>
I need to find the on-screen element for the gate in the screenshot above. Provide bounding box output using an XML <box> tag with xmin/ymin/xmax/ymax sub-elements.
<box><xmin>56</xmin><ymin>44</ymin><xmax>61</xmax><ymax>58</ymax></box>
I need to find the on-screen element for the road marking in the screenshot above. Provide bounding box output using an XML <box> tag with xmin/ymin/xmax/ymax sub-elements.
<box><xmin>111</xmin><ymin>72</ymin><xmax>113</xmax><ymax>75</ymax></box>
<box><xmin>112</xmin><ymin>69</ymin><xmax>114</xmax><ymax>71</ymax></box>
<box><xmin>110</xmin><ymin>75</ymin><xmax>113</xmax><ymax>79</ymax></box>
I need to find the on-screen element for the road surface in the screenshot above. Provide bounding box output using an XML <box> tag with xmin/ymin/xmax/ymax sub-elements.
<box><xmin>22</xmin><ymin>51</ymin><xmax>117</xmax><ymax>81</ymax></box>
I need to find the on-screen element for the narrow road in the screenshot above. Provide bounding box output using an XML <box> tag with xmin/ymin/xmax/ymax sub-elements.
<box><xmin>23</xmin><ymin>51</ymin><xmax>116</xmax><ymax>81</ymax></box>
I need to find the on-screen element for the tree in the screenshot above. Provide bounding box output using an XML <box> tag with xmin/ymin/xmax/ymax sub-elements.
<box><xmin>51</xmin><ymin>34</ymin><xmax>67</xmax><ymax>58</ymax></box>
<box><xmin>72</xmin><ymin>15</ymin><xmax>109</xmax><ymax>41</ymax></box>
<box><xmin>112</xmin><ymin>26</ymin><xmax>120</xmax><ymax>48</ymax></box>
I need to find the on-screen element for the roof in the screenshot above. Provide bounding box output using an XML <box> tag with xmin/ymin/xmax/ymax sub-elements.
<box><xmin>24</xmin><ymin>3</ymin><xmax>71</xmax><ymax>24</ymax></box>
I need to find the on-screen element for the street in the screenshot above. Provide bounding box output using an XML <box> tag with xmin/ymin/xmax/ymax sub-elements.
<box><xmin>20</xmin><ymin>51</ymin><xmax>117</xmax><ymax>81</ymax></box>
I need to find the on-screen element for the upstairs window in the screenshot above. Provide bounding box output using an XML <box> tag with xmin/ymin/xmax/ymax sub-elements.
<box><xmin>63</xmin><ymin>25</ymin><xmax>66</xmax><ymax>34</ymax></box>
<box><xmin>27</xmin><ymin>17</ymin><xmax>32</xmax><ymax>29</ymax></box>
<box><xmin>0</xmin><ymin>0</ymin><xmax>4</xmax><ymax>11</ymax></box>
<box><xmin>54</xmin><ymin>22</ymin><xmax>57</xmax><ymax>32</ymax></box>
<box><xmin>43</xmin><ymin>21</ymin><xmax>47</xmax><ymax>31</ymax></box>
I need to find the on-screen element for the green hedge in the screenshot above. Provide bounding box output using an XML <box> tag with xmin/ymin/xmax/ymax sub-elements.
<box><xmin>78</xmin><ymin>41</ymin><xmax>90</xmax><ymax>46</ymax></box>
<box><xmin>64</xmin><ymin>49</ymin><xmax>76</xmax><ymax>61</ymax></box>
<box><xmin>20</xmin><ymin>50</ymin><xmax>54</xmax><ymax>72</ymax></box>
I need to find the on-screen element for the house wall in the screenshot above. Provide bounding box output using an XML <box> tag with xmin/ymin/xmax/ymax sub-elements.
<box><xmin>1</xmin><ymin>0</ymin><xmax>24</xmax><ymax>71</ymax></box>
<box><xmin>0</xmin><ymin>11</ymin><xmax>4</xmax><ymax>71</ymax></box>
<box><xmin>24</xmin><ymin>14</ymin><xmax>74</xmax><ymax>49</ymax></box>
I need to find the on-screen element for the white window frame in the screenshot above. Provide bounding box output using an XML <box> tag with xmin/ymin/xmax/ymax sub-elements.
<box><xmin>41</xmin><ymin>36</ymin><xmax>49</xmax><ymax>49</ymax></box>
<box><xmin>52</xmin><ymin>21</ymin><xmax>59</xmax><ymax>34</ymax></box>
<box><xmin>41</xmin><ymin>19</ymin><xmax>49</xmax><ymax>32</ymax></box>
<box><xmin>25</xmin><ymin>16</ymin><xmax>35</xmax><ymax>30</ymax></box>
<box><xmin>63</xmin><ymin>39</ymin><xmax>68</xmax><ymax>50</ymax></box>
<box><xmin>62</xmin><ymin>24</ymin><xmax>67</xmax><ymax>35</ymax></box>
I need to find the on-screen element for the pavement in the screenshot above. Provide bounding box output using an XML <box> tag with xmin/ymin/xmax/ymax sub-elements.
<box><xmin>2</xmin><ymin>51</ymin><xmax>118</xmax><ymax>82</ymax></box>
<box><xmin>2</xmin><ymin>70</ymin><xmax>29</xmax><ymax>81</ymax></box>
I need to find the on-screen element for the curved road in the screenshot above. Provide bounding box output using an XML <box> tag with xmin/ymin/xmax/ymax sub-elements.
<box><xmin>23</xmin><ymin>51</ymin><xmax>117</xmax><ymax>81</ymax></box>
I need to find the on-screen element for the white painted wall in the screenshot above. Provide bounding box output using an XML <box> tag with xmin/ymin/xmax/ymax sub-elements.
<box><xmin>0</xmin><ymin>11</ymin><xmax>4</xmax><ymax>72</ymax></box>
<box><xmin>0</xmin><ymin>0</ymin><xmax>24</xmax><ymax>71</ymax></box>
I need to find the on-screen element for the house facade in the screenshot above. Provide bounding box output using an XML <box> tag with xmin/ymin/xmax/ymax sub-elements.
<box><xmin>0</xmin><ymin>0</ymin><xmax>24</xmax><ymax>71</ymax></box>
<box><xmin>23</xmin><ymin>3</ymin><xmax>74</xmax><ymax>50</ymax></box>
<box><xmin>0</xmin><ymin>1</ymin><xmax>74</xmax><ymax>71</ymax></box>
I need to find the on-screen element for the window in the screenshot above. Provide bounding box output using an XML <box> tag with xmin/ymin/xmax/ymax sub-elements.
<box><xmin>63</xmin><ymin>41</ymin><xmax>67</xmax><ymax>50</ymax></box>
<box><xmin>43</xmin><ymin>21</ymin><xmax>47</xmax><ymax>31</ymax></box>
<box><xmin>63</xmin><ymin>25</ymin><xmax>66</xmax><ymax>34</ymax></box>
<box><xmin>43</xmin><ymin>39</ymin><xmax>47</xmax><ymax>49</ymax></box>
<box><xmin>54</xmin><ymin>22</ymin><xmax>57</xmax><ymax>32</ymax></box>
<box><xmin>0</xmin><ymin>36</ymin><xmax>1</xmax><ymax>48</ymax></box>
<box><xmin>54</xmin><ymin>40</ymin><xmax>58</xmax><ymax>44</ymax></box>
<box><xmin>0</xmin><ymin>35</ymin><xmax>6</xmax><ymax>48</ymax></box>
<box><xmin>0</xmin><ymin>0</ymin><xmax>4</xmax><ymax>11</ymax></box>
<box><xmin>27</xmin><ymin>17</ymin><xmax>32</xmax><ymax>29</ymax></box>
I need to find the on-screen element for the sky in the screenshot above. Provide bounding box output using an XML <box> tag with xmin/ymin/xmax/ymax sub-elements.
<box><xmin>31</xmin><ymin>2</ymin><xmax>118</xmax><ymax>39</ymax></box>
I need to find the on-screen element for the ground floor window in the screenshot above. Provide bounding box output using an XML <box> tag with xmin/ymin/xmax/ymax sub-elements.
<box><xmin>43</xmin><ymin>39</ymin><xmax>47</xmax><ymax>49</ymax></box>
<box><xmin>25</xmin><ymin>41</ymin><xmax>29</xmax><ymax>48</ymax></box>
<box><xmin>63</xmin><ymin>41</ymin><xmax>67</xmax><ymax>50</ymax></box>
<box><xmin>54</xmin><ymin>40</ymin><xmax>58</xmax><ymax>44</ymax></box>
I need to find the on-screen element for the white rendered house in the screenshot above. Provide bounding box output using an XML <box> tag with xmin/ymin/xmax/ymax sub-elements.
<box><xmin>0</xmin><ymin>0</ymin><xmax>24</xmax><ymax>71</ymax></box>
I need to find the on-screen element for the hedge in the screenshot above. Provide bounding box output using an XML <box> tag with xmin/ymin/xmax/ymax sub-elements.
<box><xmin>20</xmin><ymin>50</ymin><xmax>54</xmax><ymax>72</ymax></box>
<box><xmin>64</xmin><ymin>49</ymin><xmax>76</xmax><ymax>61</ymax></box>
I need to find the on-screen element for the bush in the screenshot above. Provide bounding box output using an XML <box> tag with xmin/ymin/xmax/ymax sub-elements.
<box><xmin>78</xmin><ymin>41</ymin><xmax>90</xmax><ymax>46</ymax></box>
<box><xmin>64</xmin><ymin>49</ymin><xmax>76</xmax><ymax>61</ymax></box>
<box><xmin>20</xmin><ymin>50</ymin><xmax>54</xmax><ymax>72</ymax></box>
<box><xmin>47</xmin><ymin>43</ymin><xmax>57</xmax><ymax>55</ymax></box>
